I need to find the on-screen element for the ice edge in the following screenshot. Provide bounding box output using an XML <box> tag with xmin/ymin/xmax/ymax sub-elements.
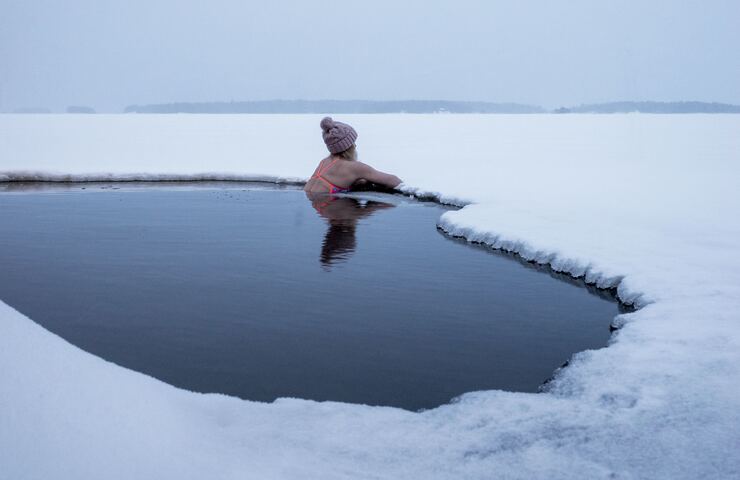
<box><xmin>0</xmin><ymin>171</ymin><xmax>307</xmax><ymax>185</ymax></box>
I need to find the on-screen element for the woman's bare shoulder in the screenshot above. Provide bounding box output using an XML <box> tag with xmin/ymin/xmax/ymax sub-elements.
<box><xmin>346</xmin><ymin>160</ymin><xmax>375</xmax><ymax>174</ymax></box>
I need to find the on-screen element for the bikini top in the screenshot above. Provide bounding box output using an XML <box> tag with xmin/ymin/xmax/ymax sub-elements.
<box><xmin>311</xmin><ymin>158</ymin><xmax>351</xmax><ymax>194</ymax></box>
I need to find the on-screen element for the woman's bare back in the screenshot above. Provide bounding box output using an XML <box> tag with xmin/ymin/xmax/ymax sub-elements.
<box><xmin>304</xmin><ymin>156</ymin><xmax>402</xmax><ymax>194</ymax></box>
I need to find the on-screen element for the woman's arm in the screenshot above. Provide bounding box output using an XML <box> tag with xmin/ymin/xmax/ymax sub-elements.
<box><xmin>351</xmin><ymin>162</ymin><xmax>402</xmax><ymax>189</ymax></box>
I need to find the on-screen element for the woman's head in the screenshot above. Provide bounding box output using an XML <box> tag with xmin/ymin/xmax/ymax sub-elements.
<box><xmin>321</xmin><ymin>116</ymin><xmax>357</xmax><ymax>156</ymax></box>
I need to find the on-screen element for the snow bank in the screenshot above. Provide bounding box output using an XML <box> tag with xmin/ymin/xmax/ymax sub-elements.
<box><xmin>1</xmin><ymin>114</ymin><xmax>740</xmax><ymax>479</ymax></box>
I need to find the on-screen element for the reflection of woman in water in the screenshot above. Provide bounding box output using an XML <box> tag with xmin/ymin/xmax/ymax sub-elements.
<box><xmin>309</xmin><ymin>196</ymin><xmax>395</xmax><ymax>269</ymax></box>
<box><xmin>304</xmin><ymin>117</ymin><xmax>402</xmax><ymax>194</ymax></box>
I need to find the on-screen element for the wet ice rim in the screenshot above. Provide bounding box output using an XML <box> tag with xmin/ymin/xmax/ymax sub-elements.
<box><xmin>0</xmin><ymin>177</ymin><xmax>634</xmax><ymax>395</ymax></box>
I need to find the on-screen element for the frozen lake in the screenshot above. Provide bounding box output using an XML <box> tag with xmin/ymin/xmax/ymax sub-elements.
<box><xmin>1</xmin><ymin>114</ymin><xmax>739</xmax><ymax>478</ymax></box>
<box><xmin>0</xmin><ymin>183</ymin><xmax>621</xmax><ymax>410</ymax></box>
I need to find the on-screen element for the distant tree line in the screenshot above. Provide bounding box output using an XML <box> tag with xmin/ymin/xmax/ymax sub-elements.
<box><xmin>9</xmin><ymin>105</ymin><xmax>96</xmax><ymax>113</ymax></box>
<box><xmin>66</xmin><ymin>105</ymin><xmax>96</xmax><ymax>114</ymax></box>
<box><xmin>9</xmin><ymin>100</ymin><xmax>739</xmax><ymax>114</ymax></box>
<box><xmin>123</xmin><ymin>100</ymin><xmax>545</xmax><ymax>114</ymax></box>
<box><xmin>553</xmin><ymin>101</ymin><xmax>740</xmax><ymax>114</ymax></box>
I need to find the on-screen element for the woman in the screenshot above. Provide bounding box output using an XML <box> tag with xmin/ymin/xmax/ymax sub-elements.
<box><xmin>304</xmin><ymin>117</ymin><xmax>402</xmax><ymax>194</ymax></box>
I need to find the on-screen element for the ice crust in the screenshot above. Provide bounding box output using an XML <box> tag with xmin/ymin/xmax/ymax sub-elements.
<box><xmin>1</xmin><ymin>114</ymin><xmax>740</xmax><ymax>479</ymax></box>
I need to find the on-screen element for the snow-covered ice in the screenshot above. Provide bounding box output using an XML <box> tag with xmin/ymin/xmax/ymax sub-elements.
<box><xmin>1</xmin><ymin>114</ymin><xmax>739</xmax><ymax>479</ymax></box>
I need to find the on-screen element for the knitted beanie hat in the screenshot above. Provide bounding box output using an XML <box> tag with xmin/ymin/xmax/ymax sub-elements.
<box><xmin>320</xmin><ymin>117</ymin><xmax>358</xmax><ymax>154</ymax></box>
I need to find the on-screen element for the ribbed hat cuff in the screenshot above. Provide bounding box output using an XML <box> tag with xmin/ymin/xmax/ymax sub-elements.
<box><xmin>327</xmin><ymin>133</ymin><xmax>357</xmax><ymax>154</ymax></box>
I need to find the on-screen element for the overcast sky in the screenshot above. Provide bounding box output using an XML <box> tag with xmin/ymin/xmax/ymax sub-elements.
<box><xmin>2</xmin><ymin>0</ymin><xmax>739</xmax><ymax>112</ymax></box>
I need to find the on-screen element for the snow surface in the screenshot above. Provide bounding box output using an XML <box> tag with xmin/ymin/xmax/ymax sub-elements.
<box><xmin>1</xmin><ymin>114</ymin><xmax>740</xmax><ymax>479</ymax></box>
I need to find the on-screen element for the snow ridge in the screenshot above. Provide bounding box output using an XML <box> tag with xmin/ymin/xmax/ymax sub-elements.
<box><xmin>436</xmin><ymin>216</ymin><xmax>642</xmax><ymax>307</ymax></box>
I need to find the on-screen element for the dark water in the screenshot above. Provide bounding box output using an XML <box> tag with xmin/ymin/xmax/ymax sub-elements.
<box><xmin>0</xmin><ymin>183</ymin><xmax>621</xmax><ymax>410</ymax></box>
